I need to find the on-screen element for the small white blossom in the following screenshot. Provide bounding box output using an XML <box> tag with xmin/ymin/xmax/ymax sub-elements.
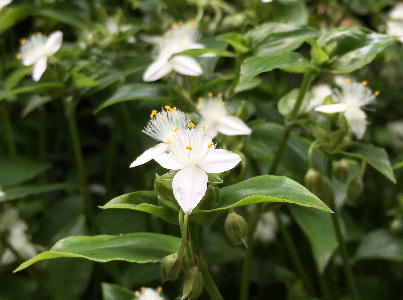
<box><xmin>0</xmin><ymin>0</ymin><xmax>12</xmax><ymax>9</ymax></box>
<box><xmin>254</xmin><ymin>211</ymin><xmax>277</xmax><ymax>243</ymax></box>
<box><xmin>305</xmin><ymin>84</ymin><xmax>332</xmax><ymax>112</ymax></box>
<box><xmin>387</xmin><ymin>3</ymin><xmax>403</xmax><ymax>43</ymax></box>
<box><xmin>130</xmin><ymin>107</ymin><xmax>190</xmax><ymax>168</ymax></box>
<box><xmin>143</xmin><ymin>21</ymin><xmax>206</xmax><ymax>82</ymax></box>
<box><xmin>16</xmin><ymin>31</ymin><xmax>63</xmax><ymax>81</ymax></box>
<box><xmin>134</xmin><ymin>287</ymin><xmax>164</xmax><ymax>300</ymax></box>
<box><xmin>315</xmin><ymin>78</ymin><xmax>379</xmax><ymax>139</ymax></box>
<box><xmin>197</xmin><ymin>93</ymin><xmax>251</xmax><ymax>138</ymax></box>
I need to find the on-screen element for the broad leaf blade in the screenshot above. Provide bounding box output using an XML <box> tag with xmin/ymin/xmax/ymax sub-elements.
<box><xmin>102</xmin><ymin>283</ymin><xmax>134</xmax><ymax>300</ymax></box>
<box><xmin>14</xmin><ymin>233</ymin><xmax>180</xmax><ymax>272</ymax></box>
<box><xmin>0</xmin><ymin>5</ymin><xmax>32</xmax><ymax>35</ymax></box>
<box><xmin>0</xmin><ymin>159</ymin><xmax>50</xmax><ymax>187</ymax></box>
<box><xmin>196</xmin><ymin>175</ymin><xmax>332</xmax><ymax>213</ymax></box>
<box><xmin>0</xmin><ymin>183</ymin><xmax>76</xmax><ymax>202</ymax></box>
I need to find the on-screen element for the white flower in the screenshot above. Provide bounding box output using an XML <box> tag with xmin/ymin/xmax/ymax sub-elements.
<box><xmin>134</xmin><ymin>287</ymin><xmax>164</xmax><ymax>300</ymax></box>
<box><xmin>254</xmin><ymin>211</ymin><xmax>277</xmax><ymax>243</ymax></box>
<box><xmin>153</xmin><ymin>126</ymin><xmax>241</xmax><ymax>214</ymax></box>
<box><xmin>197</xmin><ymin>93</ymin><xmax>251</xmax><ymax>138</ymax></box>
<box><xmin>387</xmin><ymin>3</ymin><xmax>403</xmax><ymax>43</ymax></box>
<box><xmin>16</xmin><ymin>31</ymin><xmax>63</xmax><ymax>81</ymax></box>
<box><xmin>305</xmin><ymin>84</ymin><xmax>332</xmax><ymax>112</ymax></box>
<box><xmin>143</xmin><ymin>21</ymin><xmax>205</xmax><ymax>82</ymax></box>
<box><xmin>130</xmin><ymin>107</ymin><xmax>190</xmax><ymax>168</ymax></box>
<box><xmin>315</xmin><ymin>78</ymin><xmax>379</xmax><ymax>139</ymax></box>
<box><xmin>0</xmin><ymin>0</ymin><xmax>12</xmax><ymax>9</ymax></box>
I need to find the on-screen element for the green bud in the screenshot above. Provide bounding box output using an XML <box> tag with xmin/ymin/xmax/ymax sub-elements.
<box><xmin>336</xmin><ymin>159</ymin><xmax>348</xmax><ymax>183</ymax></box>
<box><xmin>181</xmin><ymin>266</ymin><xmax>204</xmax><ymax>300</ymax></box>
<box><xmin>304</xmin><ymin>168</ymin><xmax>333</xmax><ymax>204</ymax></box>
<box><xmin>346</xmin><ymin>177</ymin><xmax>363</xmax><ymax>205</ymax></box>
<box><xmin>161</xmin><ymin>252</ymin><xmax>182</xmax><ymax>281</ymax></box>
<box><xmin>225</xmin><ymin>211</ymin><xmax>247</xmax><ymax>246</ymax></box>
<box><xmin>305</xmin><ymin>168</ymin><xmax>321</xmax><ymax>191</ymax></box>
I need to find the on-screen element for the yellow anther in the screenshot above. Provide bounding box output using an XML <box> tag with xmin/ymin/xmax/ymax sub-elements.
<box><xmin>188</xmin><ymin>122</ymin><xmax>195</xmax><ymax>128</ymax></box>
<box><xmin>220</xmin><ymin>101</ymin><xmax>225</xmax><ymax>106</ymax></box>
<box><xmin>201</xmin><ymin>125</ymin><xmax>206</xmax><ymax>131</ymax></box>
<box><xmin>172</xmin><ymin>23</ymin><xmax>177</xmax><ymax>29</ymax></box>
<box><xmin>374</xmin><ymin>90</ymin><xmax>380</xmax><ymax>96</ymax></box>
<box><xmin>157</xmin><ymin>286</ymin><xmax>163</xmax><ymax>293</ymax></box>
<box><xmin>19</xmin><ymin>38</ymin><xmax>27</xmax><ymax>45</ymax></box>
<box><xmin>197</xmin><ymin>97</ymin><xmax>203</xmax><ymax>102</ymax></box>
<box><xmin>178</xmin><ymin>20</ymin><xmax>183</xmax><ymax>25</ymax></box>
<box><xmin>173</xmin><ymin>127</ymin><xmax>179</xmax><ymax>132</ymax></box>
<box><xmin>157</xmin><ymin>114</ymin><xmax>164</xmax><ymax>119</ymax></box>
<box><xmin>15</xmin><ymin>53</ymin><xmax>21</xmax><ymax>60</ymax></box>
<box><xmin>208</xmin><ymin>143</ymin><xmax>213</xmax><ymax>148</ymax></box>
<box><xmin>164</xmin><ymin>105</ymin><xmax>174</xmax><ymax>112</ymax></box>
<box><xmin>197</xmin><ymin>105</ymin><xmax>202</xmax><ymax>109</ymax></box>
<box><xmin>134</xmin><ymin>291</ymin><xmax>140</xmax><ymax>296</ymax></box>
<box><xmin>343</xmin><ymin>78</ymin><xmax>350</xmax><ymax>84</ymax></box>
<box><xmin>361</xmin><ymin>80</ymin><xmax>368</xmax><ymax>86</ymax></box>
<box><xmin>150</xmin><ymin>109</ymin><xmax>158</xmax><ymax>118</ymax></box>
<box><xmin>140</xmin><ymin>287</ymin><xmax>146</xmax><ymax>292</ymax></box>
<box><xmin>186</xmin><ymin>146</ymin><xmax>193</xmax><ymax>150</ymax></box>
<box><xmin>165</xmin><ymin>141</ymin><xmax>171</xmax><ymax>144</ymax></box>
<box><xmin>217</xmin><ymin>92</ymin><xmax>222</xmax><ymax>98</ymax></box>
<box><xmin>208</xmin><ymin>92</ymin><xmax>213</xmax><ymax>97</ymax></box>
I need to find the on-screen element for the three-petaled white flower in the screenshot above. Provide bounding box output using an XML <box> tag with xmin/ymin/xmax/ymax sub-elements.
<box><xmin>134</xmin><ymin>287</ymin><xmax>164</xmax><ymax>300</ymax></box>
<box><xmin>16</xmin><ymin>31</ymin><xmax>63</xmax><ymax>81</ymax></box>
<box><xmin>387</xmin><ymin>3</ymin><xmax>403</xmax><ymax>43</ymax></box>
<box><xmin>315</xmin><ymin>78</ymin><xmax>379</xmax><ymax>139</ymax></box>
<box><xmin>0</xmin><ymin>0</ymin><xmax>12</xmax><ymax>9</ymax></box>
<box><xmin>143</xmin><ymin>21</ymin><xmax>206</xmax><ymax>82</ymax></box>
<box><xmin>197</xmin><ymin>93</ymin><xmax>251</xmax><ymax>138</ymax></box>
<box><xmin>130</xmin><ymin>106</ymin><xmax>190</xmax><ymax>168</ymax></box>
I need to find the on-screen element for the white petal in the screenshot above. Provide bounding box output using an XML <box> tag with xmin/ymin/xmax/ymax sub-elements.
<box><xmin>216</xmin><ymin>116</ymin><xmax>252</xmax><ymax>136</ymax></box>
<box><xmin>199</xmin><ymin>149</ymin><xmax>241</xmax><ymax>173</ymax></box>
<box><xmin>129</xmin><ymin>143</ymin><xmax>168</xmax><ymax>168</ymax></box>
<box><xmin>345</xmin><ymin>108</ymin><xmax>367</xmax><ymax>139</ymax></box>
<box><xmin>143</xmin><ymin>59</ymin><xmax>172</xmax><ymax>82</ymax></box>
<box><xmin>154</xmin><ymin>152</ymin><xmax>184</xmax><ymax>170</ymax></box>
<box><xmin>32</xmin><ymin>58</ymin><xmax>47</xmax><ymax>81</ymax></box>
<box><xmin>172</xmin><ymin>167</ymin><xmax>208</xmax><ymax>214</ymax></box>
<box><xmin>172</xmin><ymin>56</ymin><xmax>202</xmax><ymax>76</ymax></box>
<box><xmin>315</xmin><ymin>103</ymin><xmax>348</xmax><ymax>113</ymax></box>
<box><xmin>45</xmin><ymin>31</ymin><xmax>63</xmax><ymax>57</ymax></box>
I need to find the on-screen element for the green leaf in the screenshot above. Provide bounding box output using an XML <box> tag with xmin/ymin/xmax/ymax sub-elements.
<box><xmin>102</xmin><ymin>283</ymin><xmax>134</xmax><ymax>300</ymax></box>
<box><xmin>22</xmin><ymin>95</ymin><xmax>51</xmax><ymax>117</ymax></box>
<box><xmin>6</xmin><ymin>82</ymin><xmax>64</xmax><ymax>98</ymax></box>
<box><xmin>0</xmin><ymin>5</ymin><xmax>32</xmax><ymax>35</ymax></box>
<box><xmin>237</xmin><ymin>52</ymin><xmax>314</xmax><ymax>92</ymax></box>
<box><xmin>0</xmin><ymin>183</ymin><xmax>75</xmax><ymax>203</ymax></box>
<box><xmin>341</xmin><ymin>143</ymin><xmax>396</xmax><ymax>183</ymax></box>
<box><xmin>246</xmin><ymin>23</ymin><xmax>319</xmax><ymax>56</ymax></box>
<box><xmin>195</xmin><ymin>175</ymin><xmax>332</xmax><ymax>213</ymax></box>
<box><xmin>95</xmin><ymin>83</ymin><xmax>173</xmax><ymax>113</ymax></box>
<box><xmin>277</xmin><ymin>88</ymin><xmax>312</xmax><ymax>116</ymax></box>
<box><xmin>290</xmin><ymin>206</ymin><xmax>337</xmax><ymax>273</ymax></box>
<box><xmin>3</xmin><ymin>68</ymin><xmax>32</xmax><ymax>90</ymax></box>
<box><xmin>14</xmin><ymin>233</ymin><xmax>181</xmax><ymax>272</ymax></box>
<box><xmin>217</xmin><ymin>33</ymin><xmax>249</xmax><ymax>53</ymax></box>
<box><xmin>172</xmin><ymin>48</ymin><xmax>236</xmax><ymax>58</ymax></box>
<box><xmin>342</xmin><ymin>0</ymin><xmax>393</xmax><ymax>15</ymax></box>
<box><xmin>0</xmin><ymin>159</ymin><xmax>50</xmax><ymax>187</ymax></box>
<box><xmin>355</xmin><ymin>229</ymin><xmax>403</xmax><ymax>262</ymax></box>
<box><xmin>100</xmin><ymin>191</ymin><xmax>178</xmax><ymax>224</ymax></box>
<box><xmin>33</xmin><ymin>8</ymin><xmax>88</xmax><ymax>29</ymax></box>
<box><xmin>72</xmin><ymin>72</ymin><xmax>98</xmax><ymax>88</ymax></box>
<box><xmin>317</xmin><ymin>27</ymin><xmax>395</xmax><ymax>73</ymax></box>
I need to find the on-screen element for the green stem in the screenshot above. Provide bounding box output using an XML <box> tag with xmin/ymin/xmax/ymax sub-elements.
<box><xmin>240</xmin><ymin>72</ymin><xmax>315</xmax><ymax>299</ymax></box>
<box><xmin>199</xmin><ymin>255</ymin><xmax>225</xmax><ymax>300</ymax></box>
<box><xmin>227</xmin><ymin>55</ymin><xmax>242</xmax><ymax>98</ymax></box>
<box><xmin>64</xmin><ymin>100</ymin><xmax>95</xmax><ymax>233</ymax></box>
<box><xmin>0</xmin><ymin>103</ymin><xmax>17</xmax><ymax>157</ymax></box>
<box><xmin>331</xmin><ymin>201</ymin><xmax>361</xmax><ymax>300</ymax></box>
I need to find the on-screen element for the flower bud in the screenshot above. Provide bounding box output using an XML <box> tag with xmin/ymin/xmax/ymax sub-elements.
<box><xmin>304</xmin><ymin>168</ymin><xmax>333</xmax><ymax>204</ymax></box>
<box><xmin>225</xmin><ymin>211</ymin><xmax>247</xmax><ymax>246</ymax></box>
<box><xmin>336</xmin><ymin>159</ymin><xmax>348</xmax><ymax>183</ymax></box>
<box><xmin>305</xmin><ymin>168</ymin><xmax>321</xmax><ymax>191</ymax></box>
<box><xmin>161</xmin><ymin>252</ymin><xmax>182</xmax><ymax>281</ymax></box>
<box><xmin>346</xmin><ymin>177</ymin><xmax>363</xmax><ymax>205</ymax></box>
<box><xmin>182</xmin><ymin>266</ymin><xmax>204</xmax><ymax>300</ymax></box>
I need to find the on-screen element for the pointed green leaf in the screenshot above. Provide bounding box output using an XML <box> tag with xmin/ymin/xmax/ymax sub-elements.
<box><xmin>14</xmin><ymin>233</ymin><xmax>181</xmax><ymax>272</ymax></box>
<box><xmin>100</xmin><ymin>191</ymin><xmax>178</xmax><ymax>224</ymax></box>
<box><xmin>195</xmin><ymin>175</ymin><xmax>332</xmax><ymax>213</ymax></box>
<box><xmin>172</xmin><ymin>48</ymin><xmax>236</xmax><ymax>58</ymax></box>
<box><xmin>0</xmin><ymin>159</ymin><xmax>50</xmax><ymax>187</ymax></box>
<box><xmin>341</xmin><ymin>143</ymin><xmax>396</xmax><ymax>183</ymax></box>
<box><xmin>0</xmin><ymin>5</ymin><xmax>32</xmax><ymax>35</ymax></box>
<box><xmin>102</xmin><ymin>283</ymin><xmax>134</xmax><ymax>300</ymax></box>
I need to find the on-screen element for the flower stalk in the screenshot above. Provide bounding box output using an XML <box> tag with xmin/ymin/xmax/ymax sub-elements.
<box><xmin>0</xmin><ymin>103</ymin><xmax>17</xmax><ymax>157</ymax></box>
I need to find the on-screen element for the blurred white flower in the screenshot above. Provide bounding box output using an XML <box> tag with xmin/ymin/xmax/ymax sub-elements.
<box><xmin>388</xmin><ymin>120</ymin><xmax>403</xmax><ymax>139</ymax></box>
<box><xmin>134</xmin><ymin>287</ymin><xmax>164</xmax><ymax>300</ymax></box>
<box><xmin>316</xmin><ymin>78</ymin><xmax>379</xmax><ymax>139</ymax></box>
<box><xmin>143</xmin><ymin>21</ymin><xmax>206</xmax><ymax>82</ymax></box>
<box><xmin>254</xmin><ymin>211</ymin><xmax>277</xmax><ymax>243</ymax></box>
<box><xmin>387</xmin><ymin>3</ymin><xmax>403</xmax><ymax>43</ymax></box>
<box><xmin>305</xmin><ymin>84</ymin><xmax>332</xmax><ymax>112</ymax></box>
<box><xmin>0</xmin><ymin>0</ymin><xmax>12</xmax><ymax>9</ymax></box>
<box><xmin>16</xmin><ymin>31</ymin><xmax>63</xmax><ymax>81</ymax></box>
<box><xmin>197</xmin><ymin>93</ymin><xmax>251</xmax><ymax>138</ymax></box>
<box><xmin>0</xmin><ymin>208</ymin><xmax>37</xmax><ymax>264</ymax></box>
<box><xmin>105</xmin><ymin>18</ymin><xmax>120</xmax><ymax>35</ymax></box>
<box><xmin>130</xmin><ymin>107</ymin><xmax>190</xmax><ymax>168</ymax></box>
